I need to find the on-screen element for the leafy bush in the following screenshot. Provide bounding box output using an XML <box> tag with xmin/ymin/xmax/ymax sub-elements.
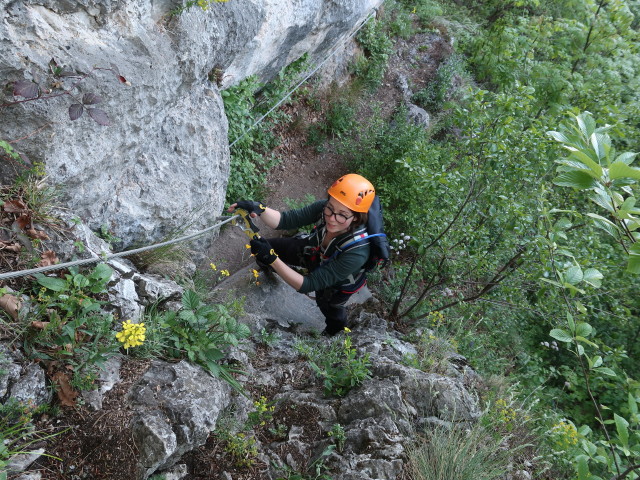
<box><xmin>412</xmin><ymin>54</ymin><xmax>465</xmax><ymax>112</ymax></box>
<box><xmin>353</xmin><ymin>18</ymin><xmax>393</xmax><ymax>90</ymax></box>
<box><xmin>24</xmin><ymin>264</ymin><xmax>119</xmax><ymax>394</ymax></box>
<box><xmin>224</xmin><ymin>55</ymin><xmax>310</xmax><ymax>203</ymax></box>
<box><xmin>306</xmin><ymin>330</ymin><xmax>371</xmax><ymax>397</ymax></box>
<box><xmin>159</xmin><ymin>290</ymin><xmax>251</xmax><ymax>389</ymax></box>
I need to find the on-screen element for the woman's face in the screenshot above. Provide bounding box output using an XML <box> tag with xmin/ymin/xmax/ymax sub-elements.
<box><xmin>323</xmin><ymin>198</ymin><xmax>354</xmax><ymax>234</ymax></box>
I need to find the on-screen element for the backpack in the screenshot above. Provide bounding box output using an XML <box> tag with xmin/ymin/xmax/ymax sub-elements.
<box><xmin>330</xmin><ymin>196</ymin><xmax>390</xmax><ymax>272</ymax></box>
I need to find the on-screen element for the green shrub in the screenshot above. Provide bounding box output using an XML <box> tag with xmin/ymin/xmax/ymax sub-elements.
<box><xmin>353</xmin><ymin>19</ymin><xmax>393</xmax><ymax>90</ymax></box>
<box><xmin>224</xmin><ymin>55</ymin><xmax>310</xmax><ymax>203</ymax></box>
<box><xmin>412</xmin><ymin>54</ymin><xmax>465</xmax><ymax>112</ymax></box>
<box><xmin>159</xmin><ymin>290</ymin><xmax>251</xmax><ymax>389</ymax></box>
<box><xmin>307</xmin><ymin>330</ymin><xmax>371</xmax><ymax>397</ymax></box>
<box><xmin>24</xmin><ymin>264</ymin><xmax>120</xmax><ymax>391</ymax></box>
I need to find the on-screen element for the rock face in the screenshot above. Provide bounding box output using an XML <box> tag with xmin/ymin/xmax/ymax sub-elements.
<box><xmin>127</xmin><ymin>360</ymin><xmax>233</xmax><ymax>479</ymax></box>
<box><xmin>0</xmin><ymin>0</ymin><xmax>381</xmax><ymax>251</ymax></box>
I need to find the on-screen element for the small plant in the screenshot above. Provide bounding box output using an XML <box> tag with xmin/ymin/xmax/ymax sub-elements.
<box><xmin>248</xmin><ymin>395</ymin><xmax>276</xmax><ymax>427</ymax></box>
<box><xmin>23</xmin><ymin>264</ymin><xmax>120</xmax><ymax>400</ymax></box>
<box><xmin>308</xmin><ymin>329</ymin><xmax>371</xmax><ymax>397</ymax></box>
<box><xmin>258</xmin><ymin>327</ymin><xmax>280</xmax><ymax>346</ymax></box>
<box><xmin>217</xmin><ymin>429</ymin><xmax>259</xmax><ymax>468</ymax></box>
<box><xmin>96</xmin><ymin>224</ymin><xmax>121</xmax><ymax>247</ymax></box>
<box><xmin>0</xmin><ymin>399</ymin><xmax>63</xmax><ymax>474</ymax></box>
<box><xmin>328</xmin><ymin>423</ymin><xmax>346</xmax><ymax>452</ymax></box>
<box><xmin>168</xmin><ymin>0</ymin><xmax>230</xmax><ymax>17</ymax></box>
<box><xmin>353</xmin><ymin>18</ymin><xmax>393</xmax><ymax>90</ymax></box>
<box><xmin>269</xmin><ymin>423</ymin><xmax>288</xmax><ymax>440</ymax></box>
<box><xmin>159</xmin><ymin>290</ymin><xmax>251</xmax><ymax>390</ymax></box>
<box><xmin>115</xmin><ymin>319</ymin><xmax>146</xmax><ymax>350</ymax></box>
<box><xmin>401</xmin><ymin>327</ymin><xmax>454</xmax><ymax>375</ymax></box>
<box><xmin>411</xmin><ymin>54</ymin><xmax>465</xmax><ymax>112</ymax></box>
<box><xmin>209</xmin><ymin>262</ymin><xmax>231</xmax><ymax>286</ymax></box>
<box><xmin>406</xmin><ymin>423</ymin><xmax>510</xmax><ymax>480</ymax></box>
<box><xmin>274</xmin><ymin>445</ymin><xmax>335</xmax><ymax>480</ymax></box>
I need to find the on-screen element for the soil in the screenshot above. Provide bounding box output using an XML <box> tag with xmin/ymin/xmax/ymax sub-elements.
<box><xmin>3</xmin><ymin>22</ymin><xmax>452</xmax><ymax>480</ymax></box>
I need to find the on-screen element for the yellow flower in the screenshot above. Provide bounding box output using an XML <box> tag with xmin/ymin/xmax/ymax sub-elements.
<box><xmin>221</xmin><ymin>269</ymin><xmax>230</xmax><ymax>277</ymax></box>
<box><xmin>210</xmin><ymin>263</ymin><xmax>217</xmax><ymax>271</ymax></box>
<box><xmin>252</xmin><ymin>269</ymin><xmax>260</xmax><ymax>279</ymax></box>
<box><xmin>116</xmin><ymin>320</ymin><xmax>146</xmax><ymax>349</ymax></box>
<box><xmin>344</xmin><ymin>327</ymin><xmax>351</xmax><ymax>333</ymax></box>
<box><xmin>245</xmin><ymin>244</ymin><xmax>251</xmax><ymax>249</ymax></box>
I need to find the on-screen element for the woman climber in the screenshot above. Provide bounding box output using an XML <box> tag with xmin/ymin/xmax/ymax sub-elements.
<box><xmin>228</xmin><ymin>173</ymin><xmax>376</xmax><ymax>336</ymax></box>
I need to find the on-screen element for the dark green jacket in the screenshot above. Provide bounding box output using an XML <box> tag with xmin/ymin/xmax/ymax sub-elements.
<box><xmin>277</xmin><ymin>200</ymin><xmax>370</xmax><ymax>294</ymax></box>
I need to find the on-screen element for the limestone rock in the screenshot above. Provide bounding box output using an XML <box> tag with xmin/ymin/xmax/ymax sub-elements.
<box><xmin>0</xmin><ymin>344</ymin><xmax>50</xmax><ymax>406</ymax></box>
<box><xmin>128</xmin><ymin>360</ymin><xmax>233</xmax><ymax>477</ymax></box>
<box><xmin>0</xmin><ymin>0</ymin><xmax>382</xmax><ymax>255</ymax></box>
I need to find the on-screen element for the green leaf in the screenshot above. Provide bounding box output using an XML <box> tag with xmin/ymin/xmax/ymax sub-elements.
<box><xmin>89</xmin><ymin>263</ymin><xmax>113</xmax><ymax>284</ymax></box>
<box><xmin>585</xmin><ymin>213</ymin><xmax>620</xmax><ymax>238</ymax></box>
<box><xmin>181</xmin><ymin>290</ymin><xmax>201</xmax><ymax>311</ymax></box>
<box><xmin>626</xmin><ymin>242</ymin><xmax>640</xmax><ymax>274</ymax></box>
<box><xmin>627</xmin><ymin>255</ymin><xmax>640</xmax><ymax>274</ymax></box>
<box><xmin>609</xmin><ymin>161</ymin><xmax>640</xmax><ymax>180</ymax></box>
<box><xmin>569</xmin><ymin>150</ymin><xmax>603</xmax><ymax>177</ymax></box>
<box><xmin>588</xmin><ymin>191</ymin><xmax>615</xmax><ymax>213</ymax></box>
<box><xmin>575</xmin><ymin>322</ymin><xmax>592</xmax><ymax>338</ymax></box>
<box><xmin>35</xmin><ymin>274</ymin><xmax>68</xmax><ymax>292</ymax></box>
<box><xmin>567</xmin><ymin>311</ymin><xmax>575</xmax><ymax>331</ymax></box>
<box><xmin>565</xmin><ymin>266</ymin><xmax>583</xmax><ymax>285</ymax></box>
<box><xmin>615</xmin><ymin>152</ymin><xmax>638</xmax><ymax>166</ymax></box>
<box><xmin>630</xmin><ymin>393</ymin><xmax>639</xmax><ymax>416</ymax></box>
<box><xmin>583</xmin><ymin>268</ymin><xmax>603</xmax><ymax>288</ymax></box>
<box><xmin>576</xmin><ymin>454</ymin><xmax>590</xmax><ymax>480</ymax></box>
<box><xmin>539</xmin><ymin>278</ymin><xmax>563</xmax><ymax>288</ymax></box>
<box><xmin>590</xmin><ymin>132</ymin><xmax>610</xmax><ymax>161</ymax></box>
<box><xmin>550</xmin><ymin>328</ymin><xmax>573</xmax><ymax>343</ymax></box>
<box><xmin>575</xmin><ymin>336</ymin><xmax>598</xmax><ymax>347</ymax></box>
<box><xmin>593</xmin><ymin>367</ymin><xmax>617</xmax><ymax>377</ymax></box>
<box><xmin>589</xmin><ymin>355</ymin><xmax>603</xmax><ymax>369</ymax></box>
<box><xmin>577</xmin><ymin>112</ymin><xmax>596</xmax><ymax>138</ymax></box>
<box><xmin>73</xmin><ymin>274</ymin><xmax>89</xmax><ymax>288</ymax></box>
<box><xmin>614</xmin><ymin>414</ymin><xmax>629</xmax><ymax>448</ymax></box>
<box><xmin>553</xmin><ymin>171</ymin><xmax>598</xmax><ymax>189</ymax></box>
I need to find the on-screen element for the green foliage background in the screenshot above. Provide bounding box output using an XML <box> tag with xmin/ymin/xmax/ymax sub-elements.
<box><xmin>239</xmin><ymin>0</ymin><xmax>639</xmax><ymax>478</ymax></box>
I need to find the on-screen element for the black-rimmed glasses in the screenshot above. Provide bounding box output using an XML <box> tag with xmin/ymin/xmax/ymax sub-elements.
<box><xmin>323</xmin><ymin>203</ymin><xmax>353</xmax><ymax>224</ymax></box>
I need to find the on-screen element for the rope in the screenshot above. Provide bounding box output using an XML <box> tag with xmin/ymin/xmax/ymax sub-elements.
<box><xmin>0</xmin><ymin>215</ymin><xmax>239</xmax><ymax>281</ymax></box>
<box><xmin>229</xmin><ymin>7</ymin><xmax>377</xmax><ymax>148</ymax></box>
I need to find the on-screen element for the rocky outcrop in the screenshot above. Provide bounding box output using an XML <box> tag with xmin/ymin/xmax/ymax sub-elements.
<box><xmin>117</xmin><ymin>273</ymin><xmax>481</xmax><ymax>479</ymax></box>
<box><xmin>127</xmin><ymin>360</ymin><xmax>234</xmax><ymax>479</ymax></box>
<box><xmin>0</xmin><ymin>0</ymin><xmax>381</xmax><ymax>251</ymax></box>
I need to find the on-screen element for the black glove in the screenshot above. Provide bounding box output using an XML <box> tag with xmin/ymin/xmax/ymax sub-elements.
<box><xmin>250</xmin><ymin>238</ymin><xmax>278</xmax><ymax>265</ymax></box>
<box><xmin>235</xmin><ymin>200</ymin><xmax>266</xmax><ymax>216</ymax></box>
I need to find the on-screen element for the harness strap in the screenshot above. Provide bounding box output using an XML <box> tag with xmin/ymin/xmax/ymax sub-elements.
<box><xmin>328</xmin><ymin>232</ymin><xmax>387</xmax><ymax>260</ymax></box>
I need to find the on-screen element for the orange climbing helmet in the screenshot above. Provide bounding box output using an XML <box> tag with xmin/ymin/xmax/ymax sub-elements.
<box><xmin>327</xmin><ymin>174</ymin><xmax>376</xmax><ymax>213</ymax></box>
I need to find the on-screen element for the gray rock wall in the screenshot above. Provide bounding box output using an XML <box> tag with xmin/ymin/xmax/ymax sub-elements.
<box><xmin>0</xmin><ymin>0</ymin><xmax>381</xmax><ymax>250</ymax></box>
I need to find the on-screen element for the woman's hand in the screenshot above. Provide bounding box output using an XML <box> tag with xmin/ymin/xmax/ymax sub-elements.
<box><xmin>250</xmin><ymin>238</ymin><xmax>278</xmax><ymax>265</ymax></box>
<box><xmin>228</xmin><ymin>200</ymin><xmax>266</xmax><ymax>217</ymax></box>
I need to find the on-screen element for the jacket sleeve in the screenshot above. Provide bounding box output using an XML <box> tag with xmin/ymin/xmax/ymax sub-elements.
<box><xmin>298</xmin><ymin>244</ymin><xmax>369</xmax><ymax>293</ymax></box>
<box><xmin>276</xmin><ymin>200</ymin><xmax>325</xmax><ymax>231</ymax></box>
